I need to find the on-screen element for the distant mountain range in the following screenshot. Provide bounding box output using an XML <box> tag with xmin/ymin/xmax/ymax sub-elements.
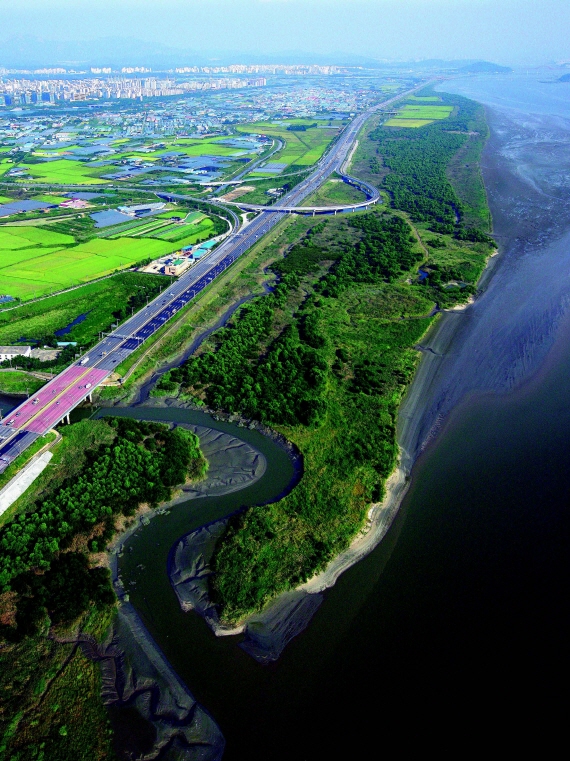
<box><xmin>0</xmin><ymin>36</ymin><xmax>512</xmax><ymax>73</ymax></box>
<box><xmin>457</xmin><ymin>61</ymin><xmax>512</xmax><ymax>73</ymax></box>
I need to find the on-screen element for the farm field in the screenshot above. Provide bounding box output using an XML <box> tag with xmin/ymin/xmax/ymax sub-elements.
<box><xmin>101</xmin><ymin>212</ymin><xmax>213</xmax><ymax>244</ymax></box>
<box><xmin>0</xmin><ymin>271</ymin><xmax>168</xmax><ymax>347</ymax></box>
<box><xmin>407</xmin><ymin>95</ymin><xmax>442</xmax><ymax>102</ymax></box>
<box><xmin>159</xmin><ymin>142</ymin><xmax>240</xmax><ymax>157</ymax></box>
<box><xmin>31</xmin><ymin>194</ymin><xmax>69</xmax><ymax>204</ymax></box>
<box><xmin>236</xmin><ymin>120</ymin><xmax>339</xmax><ymax>169</ymax></box>
<box><xmin>0</xmin><ymin>205</ymin><xmax>218</xmax><ymax>301</ymax></box>
<box><xmin>0</xmin><ymin>227</ymin><xmax>75</xmax><ymax>249</ymax></box>
<box><xmin>18</xmin><ymin>159</ymin><xmax>109</xmax><ymax>184</ymax></box>
<box><xmin>399</xmin><ymin>105</ymin><xmax>454</xmax><ymax>119</ymax></box>
<box><xmin>110</xmin><ymin>138</ymin><xmax>247</xmax><ymax>161</ymax></box>
<box><xmin>384</xmin><ymin>118</ymin><xmax>436</xmax><ymax>128</ymax></box>
<box><xmin>147</xmin><ymin>217</ymin><xmax>213</xmax><ymax>243</ymax></box>
<box><xmin>385</xmin><ymin>104</ymin><xmax>453</xmax><ymax>128</ymax></box>
<box><xmin>157</xmin><ymin>210</ymin><xmax>201</xmax><ymax>220</ymax></box>
<box><xmin>0</xmin><ymin>226</ymin><xmax>182</xmax><ymax>300</ymax></box>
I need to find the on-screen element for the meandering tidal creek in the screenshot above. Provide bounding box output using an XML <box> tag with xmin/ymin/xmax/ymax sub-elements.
<box><xmin>91</xmin><ymin>75</ymin><xmax>570</xmax><ymax>757</ymax></box>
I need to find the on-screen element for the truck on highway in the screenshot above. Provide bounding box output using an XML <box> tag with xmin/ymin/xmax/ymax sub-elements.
<box><xmin>79</xmin><ymin>356</ymin><xmax>90</xmax><ymax>365</ymax></box>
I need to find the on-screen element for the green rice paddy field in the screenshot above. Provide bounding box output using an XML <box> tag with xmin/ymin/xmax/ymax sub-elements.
<box><xmin>237</xmin><ymin>120</ymin><xmax>339</xmax><ymax>171</ymax></box>
<box><xmin>407</xmin><ymin>95</ymin><xmax>442</xmax><ymax>102</ymax></box>
<box><xmin>19</xmin><ymin>159</ymin><xmax>110</xmax><ymax>185</ymax></box>
<box><xmin>0</xmin><ymin>221</ymin><xmax>213</xmax><ymax>300</ymax></box>
<box><xmin>0</xmin><ymin>159</ymin><xmax>13</xmax><ymax>177</ymax></box>
<box><xmin>385</xmin><ymin>104</ymin><xmax>454</xmax><ymax>128</ymax></box>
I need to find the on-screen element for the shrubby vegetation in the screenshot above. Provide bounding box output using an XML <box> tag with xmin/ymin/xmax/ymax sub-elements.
<box><xmin>157</xmin><ymin>209</ymin><xmax>429</xmax><ymax>622</ymax></box>
<box><xmin>175</xmin><ymin>204</ymin><xmax>491</xmax><ymax>622</ymax></box>
<box><xmin>0</xmin><ymin>417</ymin><xmax>205</xmax><ymax>640</ymax></box>
<box><xmin>167</xmin><ymin>214</ymin><xmax>419</xmax><ymax>429</ymax></box>
<box><xmin>369</xmin><ymin>91</ymin><xmax>489</xmax><ymax>235</ymax></box>
<box><xmin>317</xmin><ymin>214</ymin><xmax>422</xmax><ymax>296</ymax></box>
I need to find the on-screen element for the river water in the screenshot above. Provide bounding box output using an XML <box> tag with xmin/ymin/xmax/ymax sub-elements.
<box><xmin>5</xmin><ymin>74</ymin><xmax>570</xmax><ymax>757</ymax></box>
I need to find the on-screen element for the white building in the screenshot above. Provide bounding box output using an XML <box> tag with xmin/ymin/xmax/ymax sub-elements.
<box><xmin>0</xmin><ymin>346</ymin><xmax>32</xmax><ymax>362</ymax></box>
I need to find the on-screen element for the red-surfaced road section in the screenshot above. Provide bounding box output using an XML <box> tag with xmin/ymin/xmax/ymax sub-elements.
<box><xmin>12</xmin><ymin>367</ymin><xmax>109</xmax><ymax>435</ymax></box>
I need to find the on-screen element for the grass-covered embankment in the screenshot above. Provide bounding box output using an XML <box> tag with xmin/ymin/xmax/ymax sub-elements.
<box><xmin>161</xmin><ymin>92</ymin><xmax>494</xmax><ymax>625</ymax></box>
<box><xmin>0</xmin><ymin>370</ymin><xmax>45</xmax><ymax>396</ymax></box>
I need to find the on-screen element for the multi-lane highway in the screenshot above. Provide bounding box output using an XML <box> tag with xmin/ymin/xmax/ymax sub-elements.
<box><xmin>0</xmin><ymin>85</ymin><xmax>422</xmax><ymax>474</ymax></box>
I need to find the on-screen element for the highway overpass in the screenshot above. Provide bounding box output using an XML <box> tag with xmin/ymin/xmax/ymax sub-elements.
<box><xmin>227</xmin><ymin>174</ymin><xmax>381</xmax><ymax>215</ymax></box>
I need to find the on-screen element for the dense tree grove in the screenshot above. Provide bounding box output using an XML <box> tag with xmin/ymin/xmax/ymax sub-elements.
<box><xmin>369</xmin><ymin>93</ymin><xmax>483</xmax><ymax>228</ymax></box>
<box><xmin>168</xmin><ymin>214</ymin><xmax>418</xmax><ymax>427</ymax></box>
<box><xmin>8</xmin><ymin>553</ymin><xmax>115</xmax><ymax>639</ymax></box>
<box><xmin>318</xmin><ymin>214</ymin><xmax>421</xmax><ymax>296</ymax></box>
<box><xmin>0</xmin><ymin>418</ymin><xmax>203</xmax><ymax>600</ymax></box>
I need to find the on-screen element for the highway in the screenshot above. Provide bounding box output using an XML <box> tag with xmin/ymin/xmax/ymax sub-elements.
<box><xmin>0</xmin><ymin>84</ymin><xmax>423</xmax><ymax>474</ymax></box>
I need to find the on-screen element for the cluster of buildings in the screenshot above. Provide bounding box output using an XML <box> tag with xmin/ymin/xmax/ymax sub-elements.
<box><xmin>0</xmin><ymin>75</ymin><xmax>267</xmax><ymax>107</ymax></box>
<box><xmin>175</xmin><ymin>64</ymin><xmax>344</xmax><ymax>76</ymax></box>
<box><xmin>180</xmin><ymin>78</ymin><xmax>266</xmax><ymax>91</ymax></box>
<box><xmin>141</xmin><ymin>238</ymin><xmax>219</xmax><ymax>277</ymax></box>
<box><xmin>0</xmin><ymin>77</ymin><xmax>186</xmax><ymax>105</ymax></box>
<box><xmin>0</xmin><ymin>75</ymin><xmax>407</xmax><ymax>167</ymax></box>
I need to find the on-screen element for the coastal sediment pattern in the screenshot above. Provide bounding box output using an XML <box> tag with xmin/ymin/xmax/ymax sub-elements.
<box><xmin>55</xmin><ymin>607</ymin><xmax>225</xmax><ymax>760</ymax></box>
<box><xmin>180</xmin><ymin>425</ymin><xmax>267</xmax><ymax>499</ymax></box>
<box><xmin>399</xmin><ymin>93</ymin><xmax>570</xmax><ymax>464</ymax></box>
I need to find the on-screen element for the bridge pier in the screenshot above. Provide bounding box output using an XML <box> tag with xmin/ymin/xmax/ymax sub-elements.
<box><xmin>65</xmin><ymin>413</ymin><xmax>71</xmax><ymax>425</ymax></box>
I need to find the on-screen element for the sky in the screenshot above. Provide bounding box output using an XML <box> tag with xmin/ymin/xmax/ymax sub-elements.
<box><xmin>1</xmin><ymin>0</ymin><xmax>570</xmax><ymax>65</ymax></box>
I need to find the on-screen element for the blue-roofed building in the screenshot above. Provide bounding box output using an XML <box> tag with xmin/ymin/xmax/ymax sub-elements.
<box><xmin>90</xmin><ymin>209</ymin><xmax>132</xmax><ymax>228</ymax></box>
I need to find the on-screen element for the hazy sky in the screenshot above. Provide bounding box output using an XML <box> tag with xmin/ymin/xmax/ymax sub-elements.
<box><xmin>1</xmin><ymin>0</ymin><xmax>569</xmax><ymax>64</ymax></box>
